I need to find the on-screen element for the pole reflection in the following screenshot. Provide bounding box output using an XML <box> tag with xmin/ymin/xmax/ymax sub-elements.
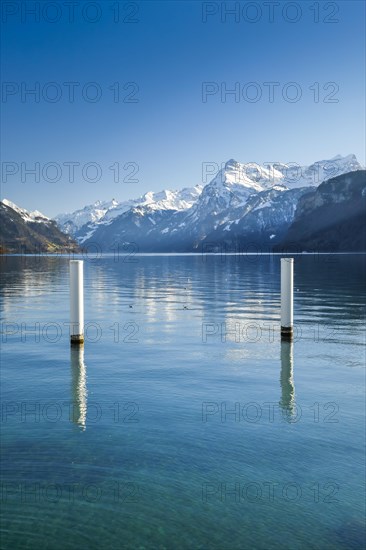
<box><xmin>279</xmin><ymin>340</ymin><xmax>295</xmax><ymax>418</ymax></box>
<box><xmin>70</xmin><ymin>346</ymin><xmax>87</xmax><ymax>431</ymax></box>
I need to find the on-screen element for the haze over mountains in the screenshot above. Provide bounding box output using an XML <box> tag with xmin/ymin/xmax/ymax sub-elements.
<box><xmin>1</xmin><ymin>154</ymin><xmax>365</xmax><ymax>253</ymax></box>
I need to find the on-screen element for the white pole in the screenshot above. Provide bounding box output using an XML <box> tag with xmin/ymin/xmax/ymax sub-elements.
<box><xmin>70</xmin><ymin>260</ymin><xmax>84</xmax><ymax>345</ymax></box>
<box><xmin>281</xmin><ymin>258</ymin><xmax>293</xmax><ymax>339</ymax></box>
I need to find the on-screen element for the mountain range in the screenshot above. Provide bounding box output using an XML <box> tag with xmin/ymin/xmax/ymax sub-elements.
<box><xmin>54</xmin><ymin>154</ymin><xmax>365</xmax><ymax>252</ymax></box>
<box><xmin>1</xmin><ymin>154</ymin><xmax>365</xmax><ymax>254</ymax></box>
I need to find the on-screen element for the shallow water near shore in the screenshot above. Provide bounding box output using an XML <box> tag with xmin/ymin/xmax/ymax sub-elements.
<box><xmin>1</xmin><ymin>254</ymin><xmax>365</xmax><ymax>549</ymax></box>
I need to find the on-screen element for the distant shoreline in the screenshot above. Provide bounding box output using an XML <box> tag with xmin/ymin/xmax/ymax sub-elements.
<box><xmin>1</xmin><ymin>252</ymin><xmax>366</xmax><ymax>257</ymax></box>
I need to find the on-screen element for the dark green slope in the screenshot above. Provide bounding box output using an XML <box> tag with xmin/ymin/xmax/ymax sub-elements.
<box><xmin>0</xmin><ymin>201</ymin><xmax>80</xmax><ymax>254</ymax></box>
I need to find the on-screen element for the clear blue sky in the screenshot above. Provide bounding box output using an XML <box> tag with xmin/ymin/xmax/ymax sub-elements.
<box><xmin>1</xmin><ymin>0</ymin><xmax>365</xmax><ymax>216</ymax></box>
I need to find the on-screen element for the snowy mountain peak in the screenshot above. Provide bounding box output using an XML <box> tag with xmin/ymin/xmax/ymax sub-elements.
<box><xmin>1</xmin><ymin>199</ymin><xmax>50</xmax><ymax>223</ymax></box>
<box><xmin>54</xmin><ymin>198</ymin><xmax>124</xmax><ymax>234</ymax></box>
<box><xmin>139</xmin><ymin>186</ymin><xmax>203</xmax><ymax>212</ymax></box>
<box><xmin>331</xmin><ymin>153</ymin><xmax>358</xmax><ymax>162</ymax></box>
<box><xmin>215</xmin><ymin>153</ymin><xmax>363</xmax><ymax>192</ymax></box>
<box><xmin>55</xmin><ymin>185</ymin><xmax>203</xmax><ymax>237</ymax></box>
<box><xmin>54</xmin><ymin>153</ymin><xmax>363</xmax><ymax>243</ymax></box>
<box><xmin>180</xmin><ymin>154</ymin><xmax>363</xmax><ymax>223</ymax></box>
<box><xmin>225</xmin><ymin>159</ymin><xmax>239</xmax><ymax>169</ymax></box>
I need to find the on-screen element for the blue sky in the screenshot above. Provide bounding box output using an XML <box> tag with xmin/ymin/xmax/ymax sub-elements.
<box><xmin>1</xmin><ymin>0</ymin><xmax>365</xmax><ymax>216</ymax></box>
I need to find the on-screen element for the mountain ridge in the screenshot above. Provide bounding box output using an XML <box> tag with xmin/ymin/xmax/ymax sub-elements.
<box><xmin>53</xmin><ymin>154</ymin><xmax>363</xmax><ymax>252</ymax></box>
<box><xmin>2</xmin><ymin>154</ymin><xmax>364</xmax><ymax>253</ymax></box>
<box><xmin>275</xmin><ymin>170</ymin><xmax>366</xmax><ymax>252</ymax></box>
<box><xmin>0</xmin><ymin>200</ymin><xmax>80</xmax><ymax>254</ymax></box>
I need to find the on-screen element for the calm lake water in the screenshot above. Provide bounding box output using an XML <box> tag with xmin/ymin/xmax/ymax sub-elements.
<box><xmin>1</xmin><ymin>254</ymin><xmax>365</xmax><ymax>550</ymax></box>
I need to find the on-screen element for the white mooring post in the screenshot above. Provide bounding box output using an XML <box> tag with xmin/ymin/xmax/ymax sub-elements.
<box><xmin>281</xmin><ymin>258</ymin><xmax>294</xmax><ymax>340</ymax></box>
<box><xmin>70</xmin><ymin>260</ymin><xmax>84</xmax><ymax>345</ymax></box>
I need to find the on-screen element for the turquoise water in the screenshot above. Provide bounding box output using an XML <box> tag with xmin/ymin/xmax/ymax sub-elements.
<box><xmin>1</xmin><ymin>254</ymin><xmax>365</xmax><ymax>549</ymax></box>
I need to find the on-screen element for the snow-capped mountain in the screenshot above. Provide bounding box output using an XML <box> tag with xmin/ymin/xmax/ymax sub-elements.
<box><xmin>56</xmin><ymin>186</ymin><xmax>203</xmax><ymax>243</ymax></box>
<box><xmin>2</xmin><ymin>199</ymin><xmax>50</xmax><ymax>224</ymax></box>
<box><xmin>195</xmin><ymin>154</ymin><xmax>361</xmax><ymax>211</ymax></box>
<box><xmin>54</xmin><ymin>198</ymin><xmax>121</xmax><ymax>235</ymax></box>
<box><xmin>54</xmin><ymin>154</ymin><xmax>364</xmax><ymax>252</ymax></box>
<box><xmin>0</xmin><ymin>199</ymin><xmax>79</xmax><ymax>254</ymax></box>
<box><xmin>263</xmin><ymin>153</ymin><xmax>361</xmax><ymax>189</ymax></box>
<box><xmin>140</xmin><ymin>186</ymin><xmax>204</xmax><ymax>211</ymax></box>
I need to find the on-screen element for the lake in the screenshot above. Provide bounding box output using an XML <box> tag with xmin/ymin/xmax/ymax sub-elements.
<box><xmin>0</xmin><ymin>253</ymin><xmax>365</xmax><ymax>549</ymax></box>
